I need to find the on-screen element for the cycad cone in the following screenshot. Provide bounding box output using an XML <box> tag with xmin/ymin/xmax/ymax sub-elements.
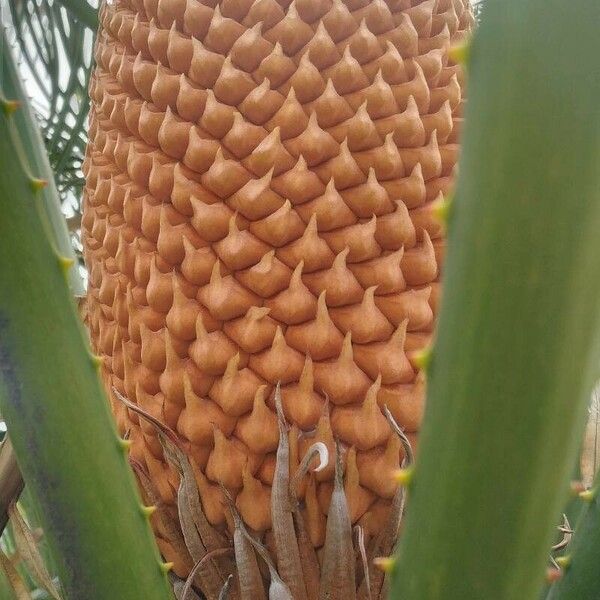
<box><xmin>83</xmin><ymin>0</ymin><xmax>471</xmax><ymax>584</ymax></box>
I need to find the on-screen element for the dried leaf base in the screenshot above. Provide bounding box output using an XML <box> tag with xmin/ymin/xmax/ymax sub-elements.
<box><xmin>122</xmin><ymin>388</ymin><xmax>411</xmax><ymax>600</ymax></box>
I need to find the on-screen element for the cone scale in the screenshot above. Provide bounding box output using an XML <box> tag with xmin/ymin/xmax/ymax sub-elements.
<box><xmin>83</xmin><ymin>0</ymin><xmax>471</xmax><ymax>588</ymax></box>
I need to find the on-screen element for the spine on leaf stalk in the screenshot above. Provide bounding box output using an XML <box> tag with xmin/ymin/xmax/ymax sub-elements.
<box><xmin>391</xmin><ymin>0</ymin><xmax>600</xmax><ymax>598</ymax></box>
<box><xmin>0</xmin><ymin>26</ymin><xmax>83</xmax><ymax>297</ymax></box>
<box><xmin>0</xmin><ymin>32</ymin><xmax>173</xmax><ymax>600</ymax></box>
<box><xmin>546</xmin><ymin>479</ymin><xmax>600</xmax><ymax>599</ymax></box>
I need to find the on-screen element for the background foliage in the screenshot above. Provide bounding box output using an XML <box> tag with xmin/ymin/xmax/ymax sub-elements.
<box><xmin>2</xmin><ymin>0</ymin><xmax>96</xmax><ymax>246</ymax></box>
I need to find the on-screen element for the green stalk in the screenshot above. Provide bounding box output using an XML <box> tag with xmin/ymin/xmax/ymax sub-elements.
<box><xmin>546</xmin><ymin>476</ymin><xmax>600</xmax><ymax>599</ymax></box>
<box><xmin>391</xmin><ymin>1</ymin><xmax>600</xmax><ymax>599</ymax></box>
<box><xmin>0</xmin><ymin>26</ymin><xmax>83</xmax><ymax>297</ymax></box>
<box><xmin>0</xmin><ymin>558</ymin><xmax>18</xmax><ymax>600</ymax></box>
<box><xmin>0</xmin><ymin>41</ymin><xmax>172</xmax><ymax>600</ymax></box>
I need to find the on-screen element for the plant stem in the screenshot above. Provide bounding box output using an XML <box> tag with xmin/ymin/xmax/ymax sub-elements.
<box><xmin>0</xmin><ymin>39</ymin><xmax>173</xmax><ymax>600</ymax></box>
<box><xmin>0</xmin><ymin>25</ymin><xmax>83</xmax><ymax>296</ymax></box>
<box><xmin>391</xmin><ymin>0</ymin><xmax>600</xmax><ymax>598</ymax></box>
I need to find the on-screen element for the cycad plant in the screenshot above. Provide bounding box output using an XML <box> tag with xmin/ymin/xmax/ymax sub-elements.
<box><xmin>81</xmin><ymin>0</ymin><xmax>471</xmax><ymax>596</ymax></box>
<box><xmin>0</xmin><ymin>0</ymin><xmax>599</xmax><ymax>599</ymax></box>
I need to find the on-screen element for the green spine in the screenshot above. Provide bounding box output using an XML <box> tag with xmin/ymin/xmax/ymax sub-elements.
<box><xmin>0</xmin><ymin>34</ymin><xmax>172</xmax><ymax>600</ymax></box>
<box><xmin>391</xmin><ymin>0</ymin><xmax>600</xmax><ymax>599</ymax></box>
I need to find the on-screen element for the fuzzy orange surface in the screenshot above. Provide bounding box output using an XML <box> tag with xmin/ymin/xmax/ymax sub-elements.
<box><xmin>83</xmin><ymin>0</ymin><xmax>470</xmax><ymax>574</ymax></box>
